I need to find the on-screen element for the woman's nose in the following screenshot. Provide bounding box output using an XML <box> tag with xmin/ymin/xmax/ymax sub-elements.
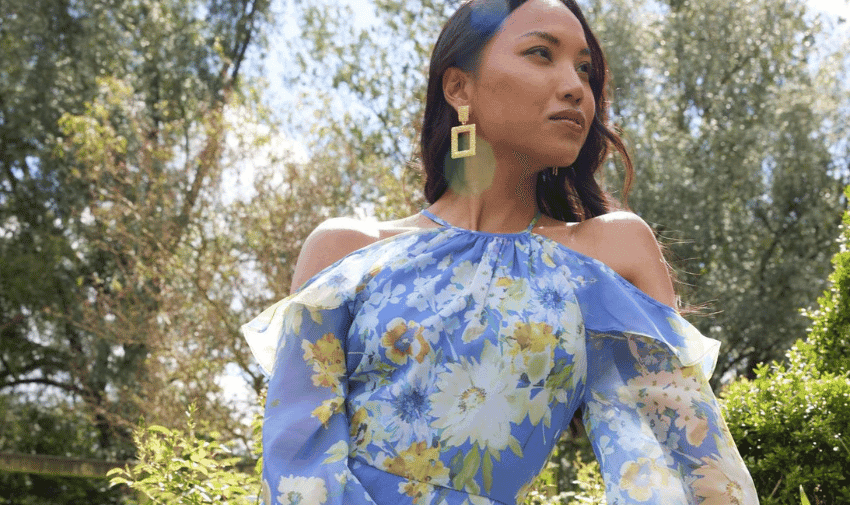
<box><xmin>558</xmin><ymin>67</ymin><xmax>584</xmax><ymax>105</ymax></box>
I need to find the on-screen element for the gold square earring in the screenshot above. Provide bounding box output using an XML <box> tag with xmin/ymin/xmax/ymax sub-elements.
<box><xmin>451</xmin><ymin>105</ymin><xmax>476</xmax><ymax>159</ymax></box>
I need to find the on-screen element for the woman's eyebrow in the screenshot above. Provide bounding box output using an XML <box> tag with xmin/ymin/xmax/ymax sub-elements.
<box><xmin>519</xmin><ymin>31</ymin><xmax>590</xmax><ymax>56</ymax></box>
<box><xmin>520</xmin><ymin>31</ymin><xmax>561</xmax><ymax>46</ymax></box>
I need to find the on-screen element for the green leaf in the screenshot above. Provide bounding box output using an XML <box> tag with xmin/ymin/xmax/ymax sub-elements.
<box><xmin>488</xmin><ymin>446</ymin><xmax>501</xmax><ymax>462</ymax></box>
<box><xmin>147</xmin><ymin>425</ymin><xmax>172</xmax><ymax>436</ymax></box>
<box><xmin>800</xmin><ymin>485</ymin><xmax>811</xmax><ymax>505</ymax></box>
<box><xmin>449</xmin><ymin>449</ymin><xmax>463</xmax><ymax>471</ymax></box>
<box><xmin>482</xmin><ymin>451</ymin><xmax>493</xmax><ymax>494</ymax></box>
<box><xmin>508</xmin><ymin>435</ymin><xmax>524</xmax><ymax>458</ymax></box>
<box><xmin>455</xmin><ymin>447</ymin><xmax>480</xmax><ymax>487</ymax></box>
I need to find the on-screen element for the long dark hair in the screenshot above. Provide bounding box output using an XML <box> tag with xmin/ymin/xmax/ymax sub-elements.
<box><xmin>420</xmin><ymin>0</ymin><xmax>633</xmax><ymax>222</ymax></box>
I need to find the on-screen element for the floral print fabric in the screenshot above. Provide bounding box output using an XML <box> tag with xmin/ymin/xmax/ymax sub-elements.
<box><xmin>242</xmin><ymin>210</ymin><xmax>759</xmax><ymax>505</ymax></box>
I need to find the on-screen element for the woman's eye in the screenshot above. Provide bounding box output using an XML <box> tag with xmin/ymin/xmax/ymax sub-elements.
<box><xmin>527</xmin><ymin>47</ymin><xmax>552</xmax><ymax>60</ymax></box>
<box><xmin>577</xmin><ymin>62</ymin><xmax>593</xmax><ymax>75</ymax></box>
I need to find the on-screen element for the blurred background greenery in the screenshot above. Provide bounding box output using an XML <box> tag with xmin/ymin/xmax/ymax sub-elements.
<box><xmin>1</xmin><ymin>0</ymin><xmax>848</xmax><ymax>503</ymax></box>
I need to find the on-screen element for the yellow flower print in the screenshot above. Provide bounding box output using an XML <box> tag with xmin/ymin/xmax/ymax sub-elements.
<box><xmin>312</xmin><ymin>396</ymin><xmax>344</xmax><ymax>427</ymax></box>
<box><xmin>619</xmin><ymin>457</ymin><xmax>670</xmax><ymax>502</ymax></box>
<box><xmin>507</xmin><ymin>321</ymin><xmax>558</xmax><ymax>384</ymax></box>
<box><xmin>301</xmin><ymin>333</ymin><xmax>345</xmax><ymax>389</ymax></box>
<box><xmin>381</xmin><ymin>318</ymin><xmax>430</xmax><ymax>365</ymax></box>
<box><xmin>384</xmin><ymin>441</ymin><xmax>450</xmax><ymax>504</ymax></box>
<box><xmin>349</xmin><ymin>407</ymin><xmax>372</xmax><ymax>450</ymax></box>
<box><xmin>508</xmin><ymin>321</ymin><xmax>558</xmax><ymax>355</ymax></box>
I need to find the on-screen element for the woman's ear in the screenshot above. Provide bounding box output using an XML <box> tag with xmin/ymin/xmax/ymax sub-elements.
<box><xmin>442</xmin><ymin>66</ymin><xmax>473</xmax><ymax>114</ymax></box>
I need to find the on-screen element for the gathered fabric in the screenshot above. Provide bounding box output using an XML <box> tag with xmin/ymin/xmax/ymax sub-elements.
<box><xmin>242</xmin><ymin>210</ymin><xmax>758</xmax><ymax>505</ymax></box>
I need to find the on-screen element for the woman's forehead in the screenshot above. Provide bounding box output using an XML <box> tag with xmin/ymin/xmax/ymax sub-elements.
<box><xmin>498</xmin><ymin>0</ymin><xmax>583</xmax><ymax>42</ymax></box>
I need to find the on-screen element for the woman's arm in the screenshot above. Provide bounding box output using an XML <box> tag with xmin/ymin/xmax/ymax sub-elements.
<box><xmin>572</xmin><ymin>212</ymin><xmax>759</xmax><ymax>503</ymax></box>
<box><xmin>251</xmin><ymin>218</ymin><xmax>382</xmax><ymax>504</ymax></box>
<box><xmin>582</xmin><ymin>333</ymin><xmax>760</xmax><ymax>504</ymax></box>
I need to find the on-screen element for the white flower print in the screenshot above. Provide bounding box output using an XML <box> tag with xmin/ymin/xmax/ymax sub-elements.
<box><xmin>276</xmin><ymin>475</ymin><xmax>327</xmax><ymax>505</ymax></box>
<box><xmin>450</xmin><ymin>260</ymin><xmax>479</xmax><ymax>287</ymax></box>
<box><xmin>434</xmin><ymin>258</ymin><xmax>492</xmax><ymax>318</ymax></box>
<box><xmin>618</xmin><ymin>457</ymin><xmax>688</xmax><ymax>504</ymax></box>
<box><xmin>357</xmin><ymin>281</ymin><xmax>407</xmax><ymax>330</ymax></box>
<box><xmin>588</xmin><ymin>397</ymin><xmax>664</xmax><ymax>459</ymax></box>
<box><xmin>691</xmin><ymin>434</ymin><xmax>759</xmax><ymax>505</ymax></box>
<box><xmin>527</xmin><ymin>274</ymin><xmax>578</xmax><ymax>331</ymax></box>
<box><xmin>407</xmin><ymin>274</ymin><xmax>440</xmax><ymax>311</ymax></box>
<box><xmin>431</xmin><ymin>341</ymin><xmax>525</xmax><ymax>450</ymax></box>
<box><xmin>374</xmin><ymin>362</ymin><xmax>439</xmax><ymax>447</ymax></box>
<box><xmin>261</xmin><ymin>478</ymin><xmax>272</xmax><ymax>505</ymax></box>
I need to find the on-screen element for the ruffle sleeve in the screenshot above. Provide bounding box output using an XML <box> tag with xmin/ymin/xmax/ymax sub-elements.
<box><xmin>240</xmin><ymin>259</ymin><xmax>378</xmax><ymax>505</ymax></box>
<box><xmin>574</xmin><ymin>256</ymin><xmax>720</xmax><ymax>378</ymax></box>
<box><xmin>572</xmin><ymin>257</ymin><xmax>759</xmax><ymax>504</ymax></box>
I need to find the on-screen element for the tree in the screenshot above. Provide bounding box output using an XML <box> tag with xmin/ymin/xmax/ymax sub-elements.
<box><xmin>584</xmin><ymin>0</ymin><xmax>849</xmax><ymax>380</ymax></box>
<box><xmin>723</xmin><ymin>185</ymin><xmax>850</xmax><ymax>505</ymax></box>
<box><xmin>0</xmin><ymin>0</ymin><xmax>270</xmax><ymax>500</ymax></box>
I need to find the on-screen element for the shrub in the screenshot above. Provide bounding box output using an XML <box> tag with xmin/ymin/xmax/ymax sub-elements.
<box><xmin>722</xmin><ymin>185</ymin><xmax>850</xmax><ymax>505</ymax></box>
<box><xmin>796</xmin><ymin>184</ymin><xmax>850</xmax><ymax>377</ymax></box>
<box><xmin>108</xmin><ymin>405</ymin><xmax>261</xmax><ymax>505</ymax></box>
<box><xmin>723</xmin><ymin>360</ymin><xmax>850</xmax><ymax>504</ymax></box>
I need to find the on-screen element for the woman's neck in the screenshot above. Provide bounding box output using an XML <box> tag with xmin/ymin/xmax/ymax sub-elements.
<box><xmin>428</xmin><ymin>136</ymin><xmax>541</xmax><ymax>233</ymax></box>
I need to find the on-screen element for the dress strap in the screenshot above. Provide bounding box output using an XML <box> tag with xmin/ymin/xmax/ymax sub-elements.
<box><xmin>420</xmin><ymin>208</ymin><xmax>542</xmax><ymax>234</ymax></box>
<box><xmin>419</xmin><ymin>208</ymin><xmax>451</xmax><ymax>228</ymax></box>
<box><xmin>526</xmin><ymin>211</ymin><xmax>542</xmax><ymax>232</ymax></box>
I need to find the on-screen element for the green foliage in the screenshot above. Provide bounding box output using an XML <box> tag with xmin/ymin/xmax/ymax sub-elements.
<box><xmin>584</xmin><ymin>0</ymin><xmax>849</xmax><ymax>381</ymax></box>
<box><xmin>723</xmin><ymin>361</ymin><xmax>850</xmax><ymax>504</ymax></box>
<box><xmin>521</xmin><ymin>445</ymin><xmax>605</xmax><ymax>505</ymax></box>
<box><xmin>1</xmin><ymin>0</ymin><xmax>270</xmax><ymax>500</ymax></box>
<box><xmin>797</xmin><ymin>184</ymin><xmax>850</xmax><ymax>376</ymax></box>
<box><xmin>0</xmin><ymin>398</ymin><xmax>127</xmax><ymax>505</ymax></box>
<box><xmin>722</xmin><ymin>186</ymin><xmax>850</xmax><ymax>505</ymax></box>
<box><xmin>108</xmin><ymin>405</ymin><xmax>261</xmax><ymax>505</ymax></box>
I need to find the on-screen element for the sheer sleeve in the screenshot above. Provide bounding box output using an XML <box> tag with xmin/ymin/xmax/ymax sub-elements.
<box><xmin>242</xmin><ymin>292</ymin><xmax>377</xmax><ymax>505</ymax></box>
<box><xmin>572</xmin><ymin>257</ymin><xmax>759</xmax><ymax>504</ymax></box>
<box><xmin>583</xmin><ymin>332</ymin><xmax>759</xmax><ymax>504</ymax></box>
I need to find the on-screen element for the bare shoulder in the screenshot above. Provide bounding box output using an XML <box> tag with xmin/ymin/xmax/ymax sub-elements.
<box><xmin>590</xmin><ymin>211</ymin><xmax>658</xmax><ymax>252</ymax></box>
<box><xmin>541</xmin><ymin>211</ymin><xmax>677</xmax><ymax>308</ymax></box>
<box><xmin>289</xmin><ymin>214</ymin><xmax>428</xmax><ymax>293</ymax></box>
<box><xmin>592</xmin><ymin>211</ymin><xmax>676</xmax><ymax>308</ymax></box>
<box><xmin>289</xmin><ymin>217</ymin><xmax>381</xmax><ymax>293</ymax></box>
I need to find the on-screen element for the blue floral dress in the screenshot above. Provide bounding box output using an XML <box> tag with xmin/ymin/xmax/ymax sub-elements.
<box><xmin>242</xmin><ymin>209</ymin><xmax>759</xmax><ymax>505</ymax></box>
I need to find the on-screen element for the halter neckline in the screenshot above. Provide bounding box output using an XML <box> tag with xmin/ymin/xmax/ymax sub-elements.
<box><xmin>419</xmin><ymin>208</ymin><xmax>541</xmax><ymax>237</ymax></box>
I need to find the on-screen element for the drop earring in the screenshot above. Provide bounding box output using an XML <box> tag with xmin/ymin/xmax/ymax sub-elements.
<box><xmin>451</xmin><ymin>105</ymin><xmax>476</xmax><ymax>159</ymax></box>
<box><xmin>552</xmin><ymin>167</ymin><xmax>558</xmax><ymax>176</ymax></box>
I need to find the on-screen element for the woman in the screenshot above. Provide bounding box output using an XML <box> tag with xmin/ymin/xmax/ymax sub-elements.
<box><xmin>243</xmin><ymin>0</ymin><xmax>760</xmax><ymax>504</ymax></box>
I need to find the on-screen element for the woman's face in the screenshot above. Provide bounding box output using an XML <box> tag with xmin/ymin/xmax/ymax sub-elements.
<box><xmin>465</xmin><ymin>0</ymin><xmax>596</xmax><ymax>170</ymax></box>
